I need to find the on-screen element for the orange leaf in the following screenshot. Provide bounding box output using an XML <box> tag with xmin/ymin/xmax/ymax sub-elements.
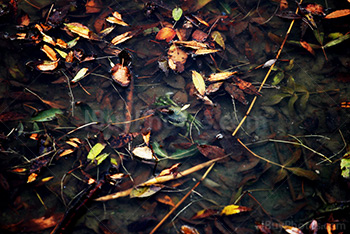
<box><xmin>324</xmin><ymin>9</ymin><xmax>350</xmax><ymax>19</ymax></box>
<box><xmin>27</xmin><ymin>173</ymin><xmax>38</xmax><ymax>183</ymax></box>
<box><xmin>155</xmin><ymin>27</ymin><xmax>176</xmax><ymax>42</ymax></box>
<box><xmin>220</xmin><ymin>204</ymin><xmax>252</xmax><ymax>215</ymax></box>
<box><xmin>35</xmin><ymin>59</ymin><xmax>59</xmax><ymax>71</ymax></box>
<box><xmin>41</xmin><ymin>44</ymin><xmax>57</xmax><ymax>61</ymax></box>
<box><xmin>59</xmin><ymin>149</ymin><xmax>74</xmax><ymax>157</ymax></box>
<box><xmin>280</xmin><ymin>0</ymin><xmax>288</xmax><ymax>10</ymax></box>
<box><xmin>111</xmin><ymin>31</ymin><xmax>134</xmax><ymax>45</ymax></box>
<box><xmin>207</xmin><ymin>71</ymin><xmax>237</xmax><ymax>82</ymax></box>
<box><xmin>180</xmin><ymin>225</ymin><xmax>200</xmax><ymax>234</ymax></box>
<box><xmin>111</xmin><ymin>63</ymin><xmax>131</xmax><ymax>86</ymax></box>
<box><xmin>300</xmin><ymin>40</ymin><xmax>315</xmax><ymax>55</ymax></box>
<box><xmin>85</xmin><ymin>0</ymin><xmax>102</xmax><ymax>13</ymax></box>
<box><xmin>156</xmin><ymin>194</ymin><xmax>175</xmax><ymax>206</ymax></box>
<box><xmin>233</xmin><ymin>77</ymin><xmax>260</xmax><ymax>96</ymax></box>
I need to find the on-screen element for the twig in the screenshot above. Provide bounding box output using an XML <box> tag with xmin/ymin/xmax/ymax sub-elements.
<box><xmin>232</xmin><ymin>0</ymin><xmax>304</xmax><ymax>137</ymax></box>
<box><xmin>149</xmin><ymin>163</ymin><xmax>215</xmax><ymax>234</ymax></box>
<box><xmin>62</xmin><ymin>71</ymin><xmax>75</xmax><ymax>116</ymax></box>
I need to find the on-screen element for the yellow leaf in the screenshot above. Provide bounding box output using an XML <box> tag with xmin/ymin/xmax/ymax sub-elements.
<box><xmin>111</xmin><ymin>31</ymin><xmax>134</xmax><ymax>45</ymax></box>
<box><xmin>195</xmin><ymin>48</ymin><xmax>220</xmax><ymax>55</ymax></box>
<box><xmin>211</xmin><ymin>31</ymin><xmax>225</xmax><ymax>49</ymax></box>
<box><xmin>192</xmin><ymin>71</ymin><xmax>206</xmax><ymax>95</ymax></box>
<box><xmin>207</xmin><ymin>71</ymin><xmax>237</xmax><ymax>82</ymax></box>
<box><xmin>132</xmin><ymin>146</ymin><xmax>154</xmax><ymax>160</ymax></box>
<box><xmin>174</xmin><ymin>40</ymin><xmax>207</xmax><ymax>49</ymax></box>
<box><xmin>220</xmin><ymin>204</ymin><xmax>252</xmax><ymax>215</ymax></box>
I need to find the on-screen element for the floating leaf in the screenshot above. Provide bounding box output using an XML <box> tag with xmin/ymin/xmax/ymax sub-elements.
<box><xmin>64</xmin><ymin>22</ymin><xmax>100</xmax><ymax>40</ymax></box>
<box><xmin>130</xmin><ymin>185</ymin><xmax>163</xmax><ymax>198</ymax></box>
<box><xmin>106</xmin><ymin>11</ymin><xmax>129</xmax><ymax>26</ymax></box>
<box><xmin>207</xmin><ymin>71</ymin><xmax>237</xmax><ymax>82</ymax></box>
<box><xmin>34</xmin><ymin>59</ymin><xmax>59</xmax><ymax>71</ymax></box>
<box><xmin>110</xmin><ymin>63</ymin><xmax>131</xmax><ymax>87</ymax></box>
<box><xmin>174</xmin><ymin>40</ymin><xmax>207</xmax><ymax>49</ymax></box>
<box><xmin>132</xmin><ymin>146</ymin><xmax>155</xmax><ymax>160</ymax></box>
<box><xmin>262</xmin><ymin>59</ymin><xmax>277</xmax><ymax>68</ymax></box>
<box><xmin>300</xmin><ymin>40</ymin><xmax>315</xmax><ymax>55</ymax></box>
<box><xmin>87</xmin><ymin>143</ymin><xmax>106</xmax><ymax>160</ymax></box>
<box><xmin>324</xmin><ymin>9</ymin><xmax>350</xmax><ymax>19</ymax></box>
<box><xmin>286</xmin><ymin>167</ymin><xmax>318</xmax><ymax>180</ymax></box>
<box><xmin>192</xmin><ymin>71</ymin><xmax>206</xmax><ymax>95</ymax></box>
<box><xmin>220</xmin><ymin>204</ymin><xmax>252</xmax><ymax>216</ymax></box>
<box><xmin>172</xmin><ymin>7</ymin><xmax>183</xmax><ymax>21</ymax></box>
<box><xmin>41</xmin><ymin>45</ymin><xmax>57</xmax><ymax>61</ymax></box>
<box><xmin>324</xmin><ymin>34</ymin><xmax>350</xmax><ymax>48</ymax></box>
<box><xmin>194</xmin><ymin>48</ymin><xmax>220</xmax><ymax>55</ymax></box>
<box><xmin>71</xmin><ymin>67</ymin><xmax>89</xmax><ymax>83</ymax></box>
<box><xmin>111</xmin><ymin>31</ymin><xmax>135</xmax><ymax>45</ymax></box>
<box><xmin>282</xmin><ymin>225</ymin><xmax>303</xmax><ymax>234</ymax></box>
<box><xmin>30</xmin><ymin>108</ymin><xmax>63</xmax><ymax>122</ymax></box>
<box><xmin>211</xmin><ymin>31</ymin><xmax>225</xmax><ymax>49</ymax></box>
<box><xmin>94</xmin><ymin>153</ymin><xmax>110</xmax><ymax>165</ymax></box>
<box><xmin>156</xmin><ymin>27</ymin><xmax>176</xmax><ymax>42</ymax></box>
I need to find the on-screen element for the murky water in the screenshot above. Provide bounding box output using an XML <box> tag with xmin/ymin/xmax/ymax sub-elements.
<box><xmin>1</xmin><ymin>0</ymin><xmax>350</xmax><ymax>233</ymax></box>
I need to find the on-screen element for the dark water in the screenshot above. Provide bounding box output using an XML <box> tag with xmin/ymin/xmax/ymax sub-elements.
<box><xmin>1</xmin><ymin>0</ymin><xmax>350</xmax><ymax>233</ymax></box>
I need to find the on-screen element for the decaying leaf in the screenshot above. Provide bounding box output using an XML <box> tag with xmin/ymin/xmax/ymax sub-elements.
<box><xmin>224</xmin><ymin>83</ymin><xmax>248</xmax><ymax>105</ymax></box>
<box><xmin>110</xmin><ymin>63</ymin><xmax>131</xmax><ymax>87</ymax></box>
<box><xmin>168</xmin><ymin>44</ymin><xmax>188</xmax><ymax>73</ymax></box>
<box><xmin>286</xmin><ymin>167</ymin><xmax>318</xmax><ymax>180</ymax></box>
<box><xmin>156</xmin><ymin>27</ymin><xmax>176</xmax><ymax>42</ymax></box>
<box><xmin>324</xmin><ymin>9</ymin><xmax>350</xmax><ymax>19</ymax></box>
<box><xmin>233</xmin><ymin>77</ymin><xmax>260</xmax><ymax>96</ymax></box>
<box><xmin>191</xmin><ymin>209</ymin><xmax>218</xmax><ymax>219</ymax></box>
<box><xmin>33</xmin><ymin>59</ymin><xmax>59</xmax><ymax>71</ymax></box>
<box><xmin>282</xmin><ymin>225</ymin><xmax>303</xmax><ymax>234</ymax></box>
<box><xmin>197</xmin><ymin>144</ymin><xmax>227</xmax><ymax>161</ymax></box>
<box><xmin>156</xmin><ymin>194</ymin><xmax>175</xmax><ymax>206</ymax></box>
<box><xmin>192</xmin><ymin>71</ymin><xmax>206</xmax><ymax>95</ymax></box>
<box><xmin>194</xmin><ymin>48</ymin><xmax>220</xmax><ymax>55</ymax></box>
<box><xmin>220</xmin><ymin>204</ymin><xmax>252</xmax><ymax>216</ymax></box>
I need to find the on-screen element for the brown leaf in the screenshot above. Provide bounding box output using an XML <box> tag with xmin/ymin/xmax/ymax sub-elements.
<box><xmin>174</xmin><ymin>40</ymin><xmax>207</xmax><ymax>49</ymax></box>
<box><xmin>206</xmin><ymin>81</ymin><xmax>223</xmax><ymax>95</ymax></box>
<box><xmin>168</xmin><ymin>44</ymin><xmax>188</xmax><ymax>73</ymax></box>
<box><xmin>197</xmin><ymin>144</ymin><xmax>228</xmax><ymax>162</ymax></box>
<box><xmin>224</xmin><ymin>83</ymin><xmax>248</xmax><ymax>105</ymax></box>
<box><xmin>64</xmin><ymin>22</ymin><xmax>100</xmax><ymax>40</ymax></box>
<box><xmin>191</xmin><ymin>209</ymin><xmax>218</xmax><ymax>219</ymax></box>
<box><xmin>324</xmin><ymin>9</ymin><xmax>350</xmax><ymax>19</ymax></box>
<box><xmin>233</xmin><ymin>77</ymin><xmax>260</xmax><ymax>96</ymax></box>
<box><xmin>286</xmin><ymin>167</ymin><xmax>318</xmax><ymax>180</ymax></box>
<box><xmin>155</xmin><ymin>27</ymin><xmax>176</xmax><ymax>42</ymax></box>
<box><xmin>207</xmin><ymin>71</ymin><xmax>237</xmax><ymax>82</ymax></box>
<box><xmin>300</xmin><ymin>40</ymin><xmax>315</xmax><ymax>55</ymax></box>
<box><xmin>156</xmin><ymin>194</ymin><xmax>175</xmax><ymax>206</ymax></box>
<box><xmin>85</xmin><ymin>0</ymin><xmax>102</xmax><ymax>13</ymax></box>
<box><xmin>41</xmin><ymin>45</ymin><xmax>57</xmax><ymax>61</ymax></box>
<box><xmin>111</xmin><ymin>63</ymin><xmax>131</xmax><ymax>87</ymax></box>
<box><xmin>192</xmin><ymin>29</ymin><xmax>208</xmax><ymax>42</ymax></box>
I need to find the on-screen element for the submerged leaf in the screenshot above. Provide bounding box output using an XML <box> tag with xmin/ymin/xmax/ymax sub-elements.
<box><xmin>274</xmin><ymin>168</ymin><xmax>288</xmax><ymax>184</ymax></box>
<box><xmin>299</xmin><ymin>92</ymin><xmax>309</xmax><ymax>111</ymax></box>
<box><xmin>340</xmin><ymin>156</ymin><xmax>350</xmax><ymax>179</ymax></box>
<box><xmin>272</xmin><ymin>71</ymin><xmax>285</xmax><ymax>85</ymax></box>
<box><xmin>132</xmin><ymin>146</ymin><xmax>155</xmax><ymax>160</ymax></box>
<box><xmin>211</xmin><ymin>31</ymin><xmax>225</xmax><ymax>49</ymax></box>
<box><xmin>192</xmin><ymin>71</ymin><xmax>206</xmax><ymax>95</ymax></box>
<box><xmin>263</xmin><ymin>93</ymin><xmax>291</xmax><ymax>106</ymax></box>
<box><xmin>288</xmin><ymin>93</ymin><xmax>298</xmax><ymax>115</ymax></box>
<box><xmin>130</xmin><ymin>185</ymin><xmax>163</xmax><ymax>198</ymax></box>
<box><xmin>30</xmin><ymin>108</ymin><xmax>63</xmax><ymax>122</ymax></box>
<box><xmin>300</xmin><ymin>40</ymin><xmax>315</xmax><ymax>55</ymax></box>
<box><xmin>286</xmin><ymin>167</ymin><xmax>318</xmax><ymax>180</ymax></box>
<box><xmin>207</xmin><ymin>71</ymin><xmax>237</xmax><ymax>82</ymax></box>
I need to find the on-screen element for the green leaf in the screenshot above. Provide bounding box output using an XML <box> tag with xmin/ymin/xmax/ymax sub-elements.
<box><xmin>299</xmin><ymin>92</ymin><xmax>309</xmax><ymax>111</ymax></box>
<box><xmin>263</xmin><ymin>93</ymin><xmax>291</xmax><ymax>106</ymax></box>
<box><xmin>324</xmin><ymin>34</ymin><xmax>350</xmax><ymax>48</ymax></box>
<box><xmin>95</xmin><ymin>153</ymin><xmax>109</xmax><ymax>165</ymax></box>
<box><xmin>294</xmin><ymin>84</ymin><xmax>308</xmax><ymax>93</ymax></box>
<box><xmin>172</xmin><ymin>7</ymin><xmax>183</xmax><ymax>21</ymax></box>
<box><xmin>130</xmin><ymin>185</ymin><xmax>163</xmax><ymax>198</ymax></box>
<box><xmin>272</xmin><ymin>71</ymin><xmax>285</xmax><ymax>85</ymax></box>
<box><xmin>211</xmin><ymin>31</ymin><xmax>225</xmax><ymax>49</ymax></box>
<box><xmin>71</xmin><ymin>67</ymin><xmax>89</xmax><ymax>83</ymax></box>
<box><xmin>328</xmin><ymin>32</ymin><xmax>343</xmax><ymax>40</ymax></box>
<box><xmin>286</xmin><ymin>167</ymin><xmax>318</xmax><ymax>180</ymax></box>
<box><xmin>313</xmin><ymin>30</ymin><xmax>324</xmax><ymax>45</ymax></box>
<box><xmin>284</xmin><ymin>59</ymin><xmax>294</xmax><ymax>71</ymax></box>
<box><xmin>153</xmin><ymin>142</ymin><xmax>198</xmax><ymax>160</ymax></box>
<box><xmin>288</xmin><ymin>94</ymin><xmax>298</xmax><ymax>115</ymax></box>
<box><xmin>287</xmin><ymin>76</ymin><xmax>296</xmax><ymax>90</ymax></box>
<box><xmin>340</xmin><ymin>155</ymin><xmax>350</xmax><ymax>179</ymax></box>
<box><xmin>87</xmin><ymin>143</ymin><xmax>105</xmax><ymax>160</ymax></box>
<box><xmin>30</xmin><ymin>108</ymin><xmax>63</xmax><ymax>122</ymax></box>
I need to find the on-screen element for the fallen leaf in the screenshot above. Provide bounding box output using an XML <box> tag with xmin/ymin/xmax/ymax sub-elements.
<box><xmin>156</xmin><ymin>194</ymin><xmax>175</xmax><ymax>206</ymax></box>
<box><xmin>191</xmin><ymin>209</ymin><xmax>218</xmax><ymax>219</ymax></box>
<box><xmin>197</xmin><ymin>144</ymin><xmax>227</xmax><ymax>161</ymax></box>
<box><xmin>192</xmin><ymin>29</ymin><xmax>208</xmax><ymax>42</ymax></box>
<box><xmin>192</xmin><ymin>71</ymin><xmax>206</xmax><ymax>95</ymax></box>
<box><xmin>180</xmin><ymin>225</ymin><xmax>200</xmax><ymax>234</ymax></box>
<box><xmin>324</xmin><ymin>9</ymin><xmax>350</xmax><ymax>19</ymax></box>
<box><xmin>111</xmin><ymin>31</ymin><xmax>134</xmax><ymax>45</ymax></box>
<box><xmin>85</xmin><ymin>0</ymin><xmax>102</xmax><ymax>13</ymax></box>
<box><xmin>300</xmin><ymin>40</ymin><xmax>315</xmax><ymax>55</ymax></box>
<box><xmin>71</xmin><ymin>67</ymin><xmax>89</xmax><ymax>83</ymax></box>
<box><xmin>194</xmin><ymin>48</ymin><xmax>220</xmax><ymax>55</ymax></box>
<box><xmin>64</xmin><ymin>22</ymin><xmax>100</xmax><ymax>40</ymax></box>
<box><xmin>110</xmin><ymin>63</ymin><xmax>131</xmax><ymax>87</ymax></box>
<box><xmin>286</xmin><ymin>167</ymin><xmax>318</xmax><ymax>180</ymax></box>
<box><xmin>168</xmin><ymin>44</ymin><xmax>188</xmax><ymax>72</ymax></box>
<box><xmin>211</xmin><ymin>31</ymin><xmax>225</xmax><ymax>49</ymax></box>
<box><xmin>35</xmin><ymin>59</ymin><xmax>59</xmax><ymax>71</ymax></box>
<box><xmin>280</xmin><ymin>0</ymin><xmax>288</xmax><ymax>10</ymax></box>
<box><xmin>87</xmin><ymin>143</ymin><xmax>106</xmax><ymax>160</ymax></box>
<box><xmin>27</xmin><ymin>173</ymin><xmax>38</xmax><ymax>183</ymax></box>
<box><xmin>156</xmin><ymin>27</ymin><xmax>176</xmax><ymax>42</ymax></box>
<box><xmin>132</xmin><ymin>146</ymin><xmax>155</xmax><ymax>160</ymax></box>
<box><xmin>172</xmin><ymin>7</ymin><xmax>183</xmax><ymax>21</ymax></box>
<box><xmin>174</xmin><ymin>40</ymin><xmax>207</xmax><ymax>49</ymax></box>
<box><xmin>282</xmin><ymin>225</ymin><xmax>303</xmax><ymax>234</ymax></box>
<box><xmin>220</xmin><ymin>204</ymin><xmax>252</xmax><ymax>215</ymax></box>
<box><xmin>233</xmin><ymin>77</ymin><xmax>260</xmax><ymax>96</ymax></box>
<box><xmin>224</xmin><ymin>83</ymin><xmax>248</xmax><ymax>105</ymax></box>
<box><xmin>130</xmin><ymin>185</ymin><xmax>163</xmax><ymax>198</ymax></box>
<box><xmin>207</xmin><ymin>71</ymin><xmax>237</xmax><ymax>82</ymax></box>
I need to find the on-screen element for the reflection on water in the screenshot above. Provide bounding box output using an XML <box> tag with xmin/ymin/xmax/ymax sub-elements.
<box><xmin>0</xmin><ymin>0</ymin><xmax>350</xmax><ymax>233</ymax></box>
